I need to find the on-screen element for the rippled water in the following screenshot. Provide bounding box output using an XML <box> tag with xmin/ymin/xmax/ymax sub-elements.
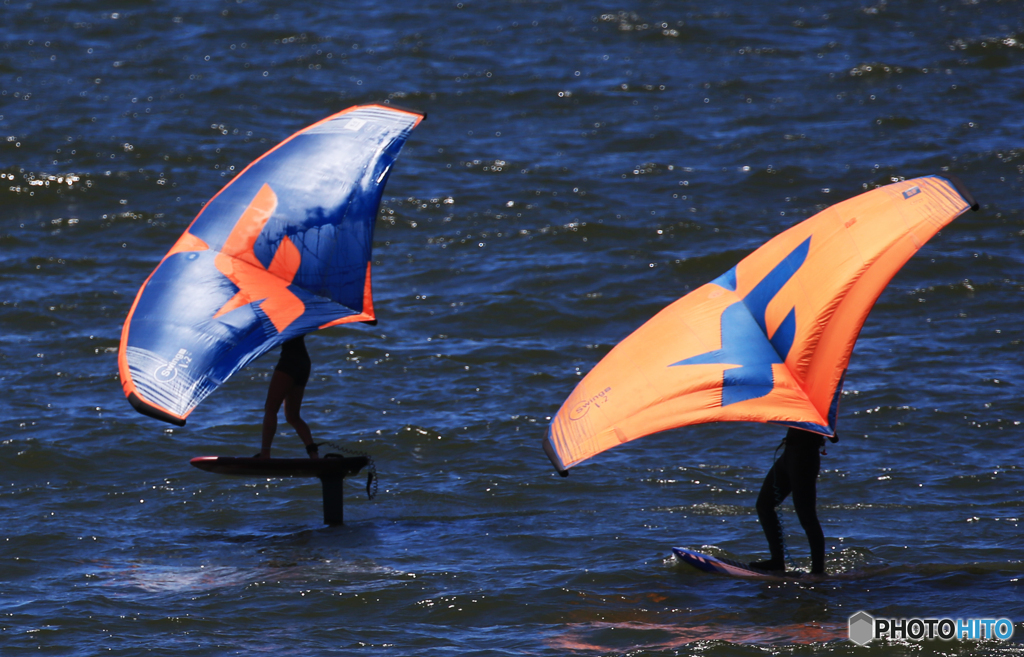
<box><xmin>3</xmin><ymin>1</ymin><xmax>1023</xmax><ymax>655</ymax></box>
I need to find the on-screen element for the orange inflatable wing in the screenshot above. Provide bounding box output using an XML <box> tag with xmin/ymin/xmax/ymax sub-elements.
<box><xmin>545</xmin><ymin>176</ymin><xmax>977</xmax><ymax>473</ymax></box>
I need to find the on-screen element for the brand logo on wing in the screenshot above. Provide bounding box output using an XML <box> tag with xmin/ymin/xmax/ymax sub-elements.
<box><xmin>569</xmin><ymin>387</ymin><xmax>612</xmax><ymax>420</ymax></box>
<box><xmin>670</xmin><ymin>237</ymin><xmax>811</xmax><ymax>406</ymax></box>
<box><xmin>902</xmin><ymin>186</ymin><xmax>921</xmax><ymax>199</ymax></box>
<box><xmin>155</xmin><ymin>348</ymin><xmax>192</xmax><ymax>382</ymax></box>
<box><xmin>212</xmin><ymin>183</ymin><xmax>305</xmax><ymax>333</ymax></box>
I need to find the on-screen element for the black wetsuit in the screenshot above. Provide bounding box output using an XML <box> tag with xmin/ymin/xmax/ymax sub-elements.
<box><xmin>275</xmin><ymin>336</ymin><xmax>311</xmax><ymax>388</ymax></box>
<box><xmin>754</xmin><ymin>428</ymin><xmax>825</xmax><ymax>574</ymax></box>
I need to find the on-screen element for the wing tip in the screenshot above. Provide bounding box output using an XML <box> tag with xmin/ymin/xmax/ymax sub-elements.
<box><xmin>378</xmin><ymin>101</ymin><xmax>427</xmax><ymax>121</ymax></box>
<box><xmin>363</xmin><ymin>101</ymin><xmax>427</xmax><ymax>122</ymax></box>
<box><xmin>128</xmin><ymin>393</ymin><xmax>187</xmax><ymax>427</ymax></box>
<box><xmin>943</xmin><ymin>174</ymin><xmax>980</xmax><ymax>211</ymax></box>
<box><xmin>542</xmin><ymin>436</ymin><xmax>570</xmax><ymax>477</ymax></box>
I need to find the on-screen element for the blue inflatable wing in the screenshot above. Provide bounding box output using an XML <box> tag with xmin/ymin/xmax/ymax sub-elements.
<box><xmin>119</xmin><ymin>104</ymin><xmax>424</xmax><ymax>425</ymax></box>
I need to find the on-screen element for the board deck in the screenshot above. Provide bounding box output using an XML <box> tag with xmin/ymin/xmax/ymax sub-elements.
<box><xmin>672</xmin><ymin>547</ymin><xmax>805</xmax><ymax>581</ymax></box>
<box><xmin>190</xmin><ymin>455</ymin><xmax>368</xmax><ymax>478</ymax></box>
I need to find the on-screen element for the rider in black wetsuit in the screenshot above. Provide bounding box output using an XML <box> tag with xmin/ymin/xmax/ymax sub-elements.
<box><xmin>257</xmin><ymin>336</ymin><xmax>318</xmax><ymax>459</ymax></box>
<box><xmin>750</xmin><ymin>427</ymin><xmax>832</xmax><ymax>575</ymax></box>
<box><xmin>275</xmin><ymin>336</ymin><xmax>311</xmax><ymax>388</ymax></box>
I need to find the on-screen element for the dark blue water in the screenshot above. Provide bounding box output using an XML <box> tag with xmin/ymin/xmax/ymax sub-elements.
<box><xmin>2</xmin><ymin>1</ymin><xmax>1023</xmax><ymax>654</ymax></box>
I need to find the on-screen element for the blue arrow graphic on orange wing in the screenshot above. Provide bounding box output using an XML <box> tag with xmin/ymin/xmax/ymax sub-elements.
<box><xmin>670</xmin><ymin>237</ymin><xmax>811</xmax><ymax>406</ymax></box>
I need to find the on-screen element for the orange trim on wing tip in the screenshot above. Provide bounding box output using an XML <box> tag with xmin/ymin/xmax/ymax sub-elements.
<box><xmin>118</xmin><ymin>344</ymin><xmax>189</xmax><ymax>424</ymax></box>
<box><xmin>320</xmin><ymin>261</ymin><xmax>375</xmax><ymax>329</ymax></box>
<box><xmin>128</xmin><ymin>392</ymin><xmax>188</xmax><ymax>426</ymax></box>
<box><xmin>120</xmin><ymin>230</ymin><xmax>211</xmax><ymax>401</ymax></box>
<box><xmin>118</xmin><ymin>316</ymin><xmax>189</xmax><ymax>423</ymax></box>
<box><xmin>365</xmin><ymin>102</ymin><xmax>427</xmax><ymax>127</ymax></box>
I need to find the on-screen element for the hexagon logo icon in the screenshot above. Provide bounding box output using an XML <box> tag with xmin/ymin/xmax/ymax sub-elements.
<box><xmin>848</xmin><ymin>611</ymin><xmax>875</xmax><ymax>646</ymax></box>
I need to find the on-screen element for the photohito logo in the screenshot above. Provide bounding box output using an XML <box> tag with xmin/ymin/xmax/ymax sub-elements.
<box><xmin>848</xmin><ymin>611</ymin><xmax>1014</xmax><ymax>646</ymax></box>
